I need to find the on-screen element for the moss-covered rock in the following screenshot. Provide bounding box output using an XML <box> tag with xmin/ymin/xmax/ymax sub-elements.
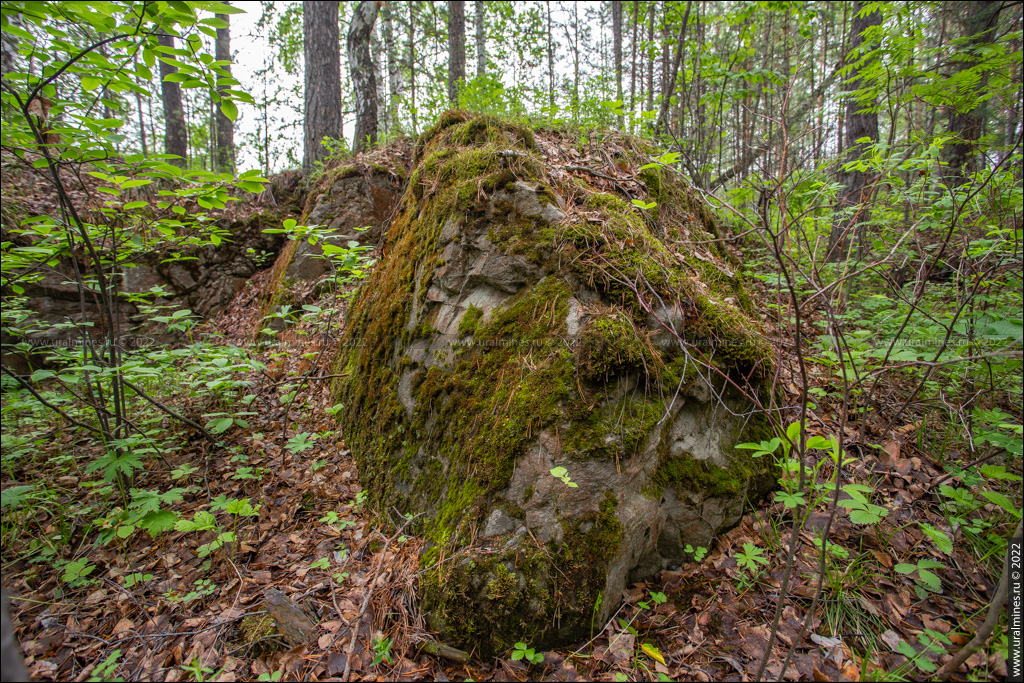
<box><xmin>331</xmin><ymin>112</ymin><xmax>775</xmax><ymax>656</ymax></box>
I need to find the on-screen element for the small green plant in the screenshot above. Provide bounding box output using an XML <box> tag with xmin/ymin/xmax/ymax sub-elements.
<box><xmin>892</xmin><ymin>629</ymin><xmax>954</xmax><ymax>673</ymax></box>
<box><xmin>370</xmin><ymin>635</ymin><xmax>394</xmax><ymax>667</ymax></box>
<box><xmin>257</xmin><ymin>672</ymin><xmax>283</xmax><ymax>682</ymax></box>
<box><xmin>88</xmin><ymin>649</ymin><xmax>124</xmax><ymax>682</ymax></box>
<box><xmin>895</xmin><ymin>558</ymin><xmax>946</xmax><ymax>598</ymax></box>
<box><xmin>60</xmin><ymin>558</ymin><xmax>97</xmax><ymax>587</ymax></box>
<box><xmin>734</xmin><ymin>542</ymin><xmax>769</xmax><ymax>576</ymax></box>
<box><xmin>549</xmin><ymin>466</ymin><xmax>578</xmax><ymax>488</ymax></box>
<box><xmin>310</xmin><ymin>557</ymin><xmax>330</xmax><ymax>570</ymax></box>
<box><xmin>287</xmin><ymin>432</ymin><xmax>317</xmax><ymax>454</ymax></box>
<box><xmin>511</xmin><ymin>641</ymin><xmax>544</xmax><ymax>665</ymax></box>
<box><xmin>837</xmin><ymin>484</ymin><xmax>890</xmax><ymax>525</ymax></box>
<box><xmin>684</xmin><ymin>544</ymin><xmax>708</xmax><ymax>561</ymax></box>
<box><xmin>181</xmin><ymin>656</ymin><xmax>218</xmax><ymax>682</ymax></box>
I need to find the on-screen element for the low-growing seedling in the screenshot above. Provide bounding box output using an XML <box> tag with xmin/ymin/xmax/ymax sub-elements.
<box><xmin>895</xmin><ymin>558</ymin><xmax>945</xmax><ymax>598</ymax></box>
<box><xmin>549</xmin><ymin>466</ymin><xmax>578</xmax><ymax>488</ymax></box>
<box><xmin>511</xmin><ymin>641</ymin><xmax>544</xmax><ymax>665</ymax></box>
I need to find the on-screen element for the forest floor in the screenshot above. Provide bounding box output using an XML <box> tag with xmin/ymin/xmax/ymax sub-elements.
<box><xmin>2</xmin><ymin>170</ymin><xmax>1017</xmax><ymax>682</ymax></box>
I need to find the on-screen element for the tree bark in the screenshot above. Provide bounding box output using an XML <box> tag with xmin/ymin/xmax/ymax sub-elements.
<box><xmin>546</xmin><ymin>0</ymin><xmax>555</xmax><ymax>110</ymax></box>
<box><xmin>407</xmin><ymin>2</ymin><xmax>418</xmax><ymax>134</ymax></box>
<box><xmin>827</xmin><ymin>0</ymin><xmax>882</xmax><ymax>262</ymax></box>
<box><xmin>475</xmin><ymin>0</ymin><xmax>486</xmax><ymax>77</ymax></box>
<box><xmin>214</xmin><ymin>10</ymin><xmax>234</xmax><ymax>174</ymax></box>
<box><xmin>943</xmin><ymin>0</ymin><xmax>1001</xmax><ymax>185</ymax></box>
<box><xmin>348</xmin><ymin>0</ymin><xmax>380</xmax><ymax>153</ymax></box>
<box><xmin>612</xmin><ymin>0</ymin><xmax>624</xmax><ymax>128</ymax></box>
<box><xmin>158</xmin><ymin>34</ymin><xmax>188</xmax><ymax>167</ymax></box>
<box><xmin>646</xmin><ymin>3</ymin><xmax>654</xmax><ymax>114</ymax></box>
<box><xmin>382</xmin><ymin>3</ymin><xmax>401</xmax><ymax>135</ymax></box>
<box><xmin>303</xmin><ymin>0</ymin><xmax>343</xmax><ymax>174</ymax></box>
<box><xmin>448</xmin><ymin>1</ymin><xmax>466</xmax><ymax>105</ymax></box>
<box><xmin>655</xmin><ymin>0</ymin><xmax>692</xmax><ymax>135</ymax></box>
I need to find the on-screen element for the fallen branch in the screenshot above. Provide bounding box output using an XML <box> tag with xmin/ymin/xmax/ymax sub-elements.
<box><xmin>341</xmin><ymin>512</ymin><xmax>424</xmax><ymax>682</ymax></box>
<box><xmin>121</xmin><ymin>377</ymin><xmax>217</xmax><ymax>442</ymax></box>
<box><xmin>936</xmin><ymin>519</ymin><xmax>1022</xmax><ymax>680</ymax></box>
<box><xmin>1</xmin><ymin>365</ymin><xmax>103</xmax><ymax>436</ymax></box>
<box><xmin>419</xmin><ymin>640</ymin><xmax>470</xmax><ymax>664</ymax></box>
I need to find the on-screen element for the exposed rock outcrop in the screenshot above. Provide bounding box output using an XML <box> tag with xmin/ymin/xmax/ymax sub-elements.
<box><xmin>331</xmin><ymin>112</ymin><xmax>776</xmax><ymax>655</ymax></box>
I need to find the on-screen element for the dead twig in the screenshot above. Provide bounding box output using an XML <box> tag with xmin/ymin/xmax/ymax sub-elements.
<box><xmin>936</xmin><ymin>519</ymin><xmax>1022</xmax><ymax>680</ymax></box>
<box><xmin>341</xmin><ymin>512</ymin><xmax>424</xmax><ymax>682</ymax></box>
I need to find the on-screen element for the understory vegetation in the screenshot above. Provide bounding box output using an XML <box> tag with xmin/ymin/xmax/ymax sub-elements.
<box><xmin>1</xmin><ymin>1</ymin><xmax>1022</xmax><ymax>682</ymax></box>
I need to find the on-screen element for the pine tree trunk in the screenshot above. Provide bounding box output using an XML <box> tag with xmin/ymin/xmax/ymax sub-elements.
<box><xmin>214</xmin><ymin>10</ymin><xmax>234</xmax><ymax>174</ymax></box>
<box><xmin>943</xmin><ymin>0</ymin><xmax>1000</xmax><ymax>185</ymax></box>
<box><xmin>303</xmin><ymin>0</ymin><xmax>343</xmax><ymax>174</ymax></box>
<box><xmin>612</xmin><ymin>0</ymin><xmax>624</xmax><ymax>128</ymax></box>
<box><xmin>448</xmin><ymin>1</ymin><xmax>466</xmax><ymax>106</ymax></box>
<box><xmin>828</xmin><ymin>0</ymin><xmax>882</xmax><ymax>262</ymax></box>
<box><xmin>475</xmin><ymin>0</ymin><xmax>486</xmax><ymax>77</ymax></box>
<box><xmin>646</xmin><ymin>3</ymin><xmax>653</xmax><ymax>114</ymax></box>
<box><xmin>158</xmin><ymin>34</ymin><xmax>188</xmax><ymax>167</ymax></box>
<box><xmin>348</xmin><ymin>0</ymin><xmax>380</xmax><ymax>153</ymax></box>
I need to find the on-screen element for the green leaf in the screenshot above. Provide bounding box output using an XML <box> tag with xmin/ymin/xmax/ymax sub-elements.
<box><xmin>920</xmin><ymin>524</ymin><xmax>953</xmax><ymax>554</ymax></box>
<box><xmin>980</xmin><ymin>490</ymin><xmax>1022</xmax><ymax>517</ymax></box>
<box><xmin>220</xmin><ymin>100</ymin><xmax>238</xmax><ymax>122</ymax></box>
<box><xmin>210</xmin><ymin>417</ymin><xmax>235</xmax><ymax>434</ymax></box>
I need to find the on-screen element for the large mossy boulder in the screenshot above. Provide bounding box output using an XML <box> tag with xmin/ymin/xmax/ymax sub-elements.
<box><xmin>331</xmin><ymin>111</ymin><xmax>776</xmax><ymax>655</ymax></box>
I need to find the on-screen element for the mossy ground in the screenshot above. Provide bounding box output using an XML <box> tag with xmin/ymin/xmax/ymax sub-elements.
<box><xmin>330</xmin><ymin>111</ymin><xmax>774</xmax><ymax>652</ymax></box>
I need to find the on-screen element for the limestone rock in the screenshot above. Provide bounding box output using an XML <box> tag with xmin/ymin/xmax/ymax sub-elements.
<box><xmin>332</xmin><ymin>112</ymin><xmax>776</xmax><ymax>655</ymax></box>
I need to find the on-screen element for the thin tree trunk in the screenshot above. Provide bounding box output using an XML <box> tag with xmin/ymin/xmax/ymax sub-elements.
<box><xmin>371</xmin><ymin>20</ymin><xmax>385</xmax><ymax>134</ymax></box>
<box><xmin>827</xmin><ymin>0</ymin><xmax>882</xmax><ymax>261</ymax></box>
<box><xmin>943</xmin><ymin>0</ymin><xmax>1001</xmax><ymax>185</ymax></box>
<box><xmin>408</xmin><ymin>2</ymin><xmax>418</xmax><ymax>134</ymax></box>
<box><xmin>646</xmin><ymin>3</ymin><xmax>654</xmax><ymax>114</ymax></box>
<box><xmin>214</xmin><ymin>10</ymin><xmax>234</xmax><ymax>174</ymax></box>
<box><xmin>655</xmin><ymin>0</ymin><xmax>693</xmax><ymax>135</ymax></box>
<box><xmin>303</xmin><ymin>0</ymin><xmax>343</xmax><ymax>173</ymax></box>
<box><xmin>133</xmin><ymin>53</ymin><xmax>147</xmax><ymax>155</ymax></box>
<box><xmin>448</xmin><ymin>1</ymin><xmax>466</xmax><ymax>106</ymax></box>
<box><xmin>382</xmin><ymin>3</ymin><xmax>401</xmax><ymax>135</ymax></box>
<box><xmin>475</xmin><ymin>0</ymin><xmax>485</xmax><ymax>77</ymax></box>
<box><xmin>612</xmin><ymin>0</ymin><xmax>624</xmax><ymax>128</ymax></box>
<box><xmin>546</xmin><ymin>0</ymin><xmax>555</xmax><ymax>110</ymax></box>
<box><xmin>157</xmin><ymin>34</ymin><xmax>188</xmax><ymax>167</ymax></box>
<box><xmin>629</xmin><ymin>0</ymin><xmax>638</xmax><ymax>128</ymax></box>
<box><xmin>349</xmin><ymin>0</ymin><xmax>381</xmax><ymax>153</ymax></box>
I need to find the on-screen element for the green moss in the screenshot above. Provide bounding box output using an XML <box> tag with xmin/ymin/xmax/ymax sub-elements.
<box><xmin>646</xmin><ymin>414</ymin><xmax>778</xmax><ymax>501</ymax></box>
<box><xmin>458</xmin><ymin>304</ymin><xmax>483</xmax><ymax>336</ymax></box>
<box><xmin>421</xmin><ymin>490</ymin><xmax>621</xmax><ymax>657</ymax></box>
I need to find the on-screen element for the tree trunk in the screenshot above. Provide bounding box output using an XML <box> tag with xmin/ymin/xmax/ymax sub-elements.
<box><xmin>158</xmin><ymin>34</ymin><xmax>188</xmax><ymax>167</ymax></box>
<box><xmin>371</xmin><ymin>19</ymin><xmax>386</xmax><ymax>134</ymax></box>
<box><xmin>475</xmin><ymin>0</ymin><xmax>486</xmax><ymax>77</ymax></box>
<box><xmin>382</xmin><ymin>3</ymin><xmax>401</xmax><ymax>135</ymax></box>
<box><xmin>214</xmin><ymin>10</ymin><xmax>234</xmax><ymax>174</ymax></box>
<box><xmin>943</xmin><ymin>0</ymin><xmax>1001</xmax><ymax>185</ymax></box>
<box><xmin>546</xmin><ymin>0</ymin><xmax>555</xmax><ymax>110</ymax></box>
<box><xmin>827</xmin><ymin>0</ymin><xmax>882</xmax><ymax>262</ymax></box>
<box><xmin>655</xmin><ymin>1</ymin><xmax>693</xmax><ymax>135</ymax></box>
<box><xmin>646</xmin><ymin>3</ymin><xmax>653</xmax><ymax>114</ymax></box>
<box><xmin>349</xmin><ymin>0</ymin><xmax>380</xmax><ymax>153</ymax></box>
<box><xmin>612</xmin><ymin>0</ymin><xmax>624</xmax><ymax>128</ymax></box>
<box><xmin>448</xmin><ymin>1</ymin><xmax>466</xmax><ymax>105</ymax></box>
<box><xmin>629</xmin><ymin>0</ymin><xmax>638</xmax><ymax>126</ymax></box>
<box><xmin>407</xmin><ymin>3</ymin><xmax>418</xmax><ymax>134</ymax></box>
<box><xmin>303</xmin><ymin>0</ymin><xmax>343</xmax><ymax>174</ymax></box>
